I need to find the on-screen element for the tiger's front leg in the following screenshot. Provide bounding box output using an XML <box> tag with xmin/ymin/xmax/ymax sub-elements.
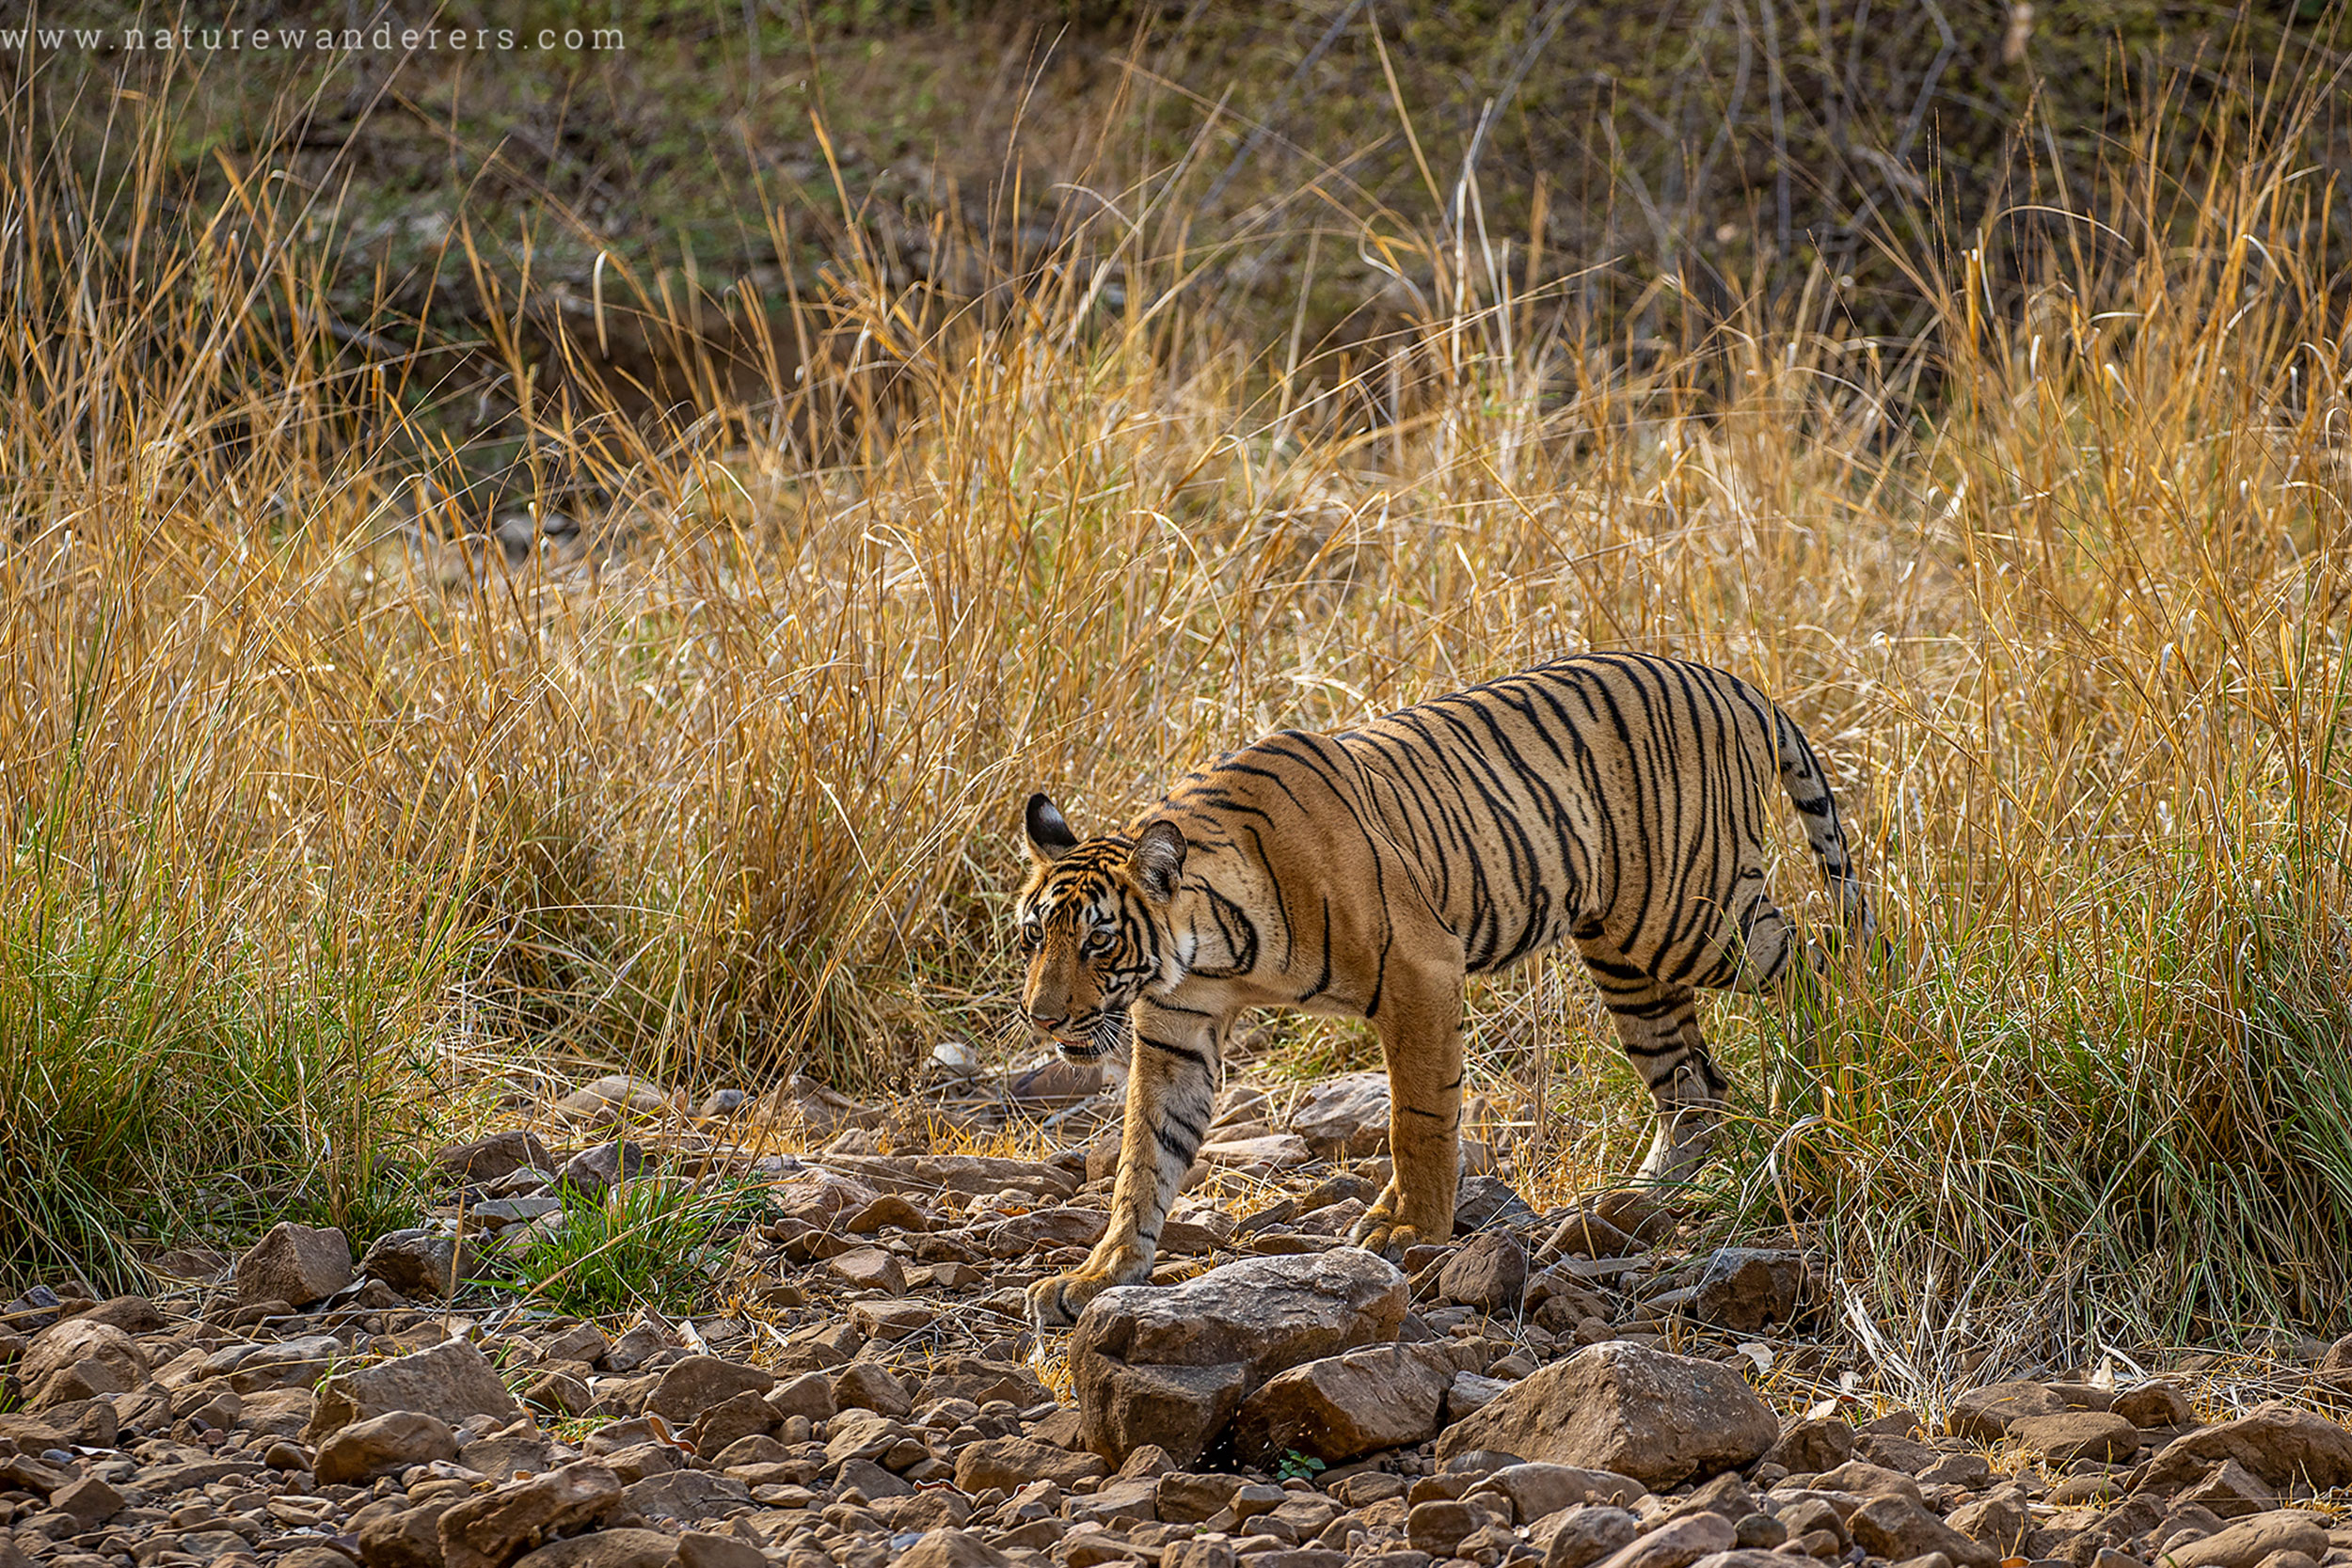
<box><xmin>1027</xmin><ymin>1000</ymin><xmax>1222</xmax><ymax>1331</ymax></box>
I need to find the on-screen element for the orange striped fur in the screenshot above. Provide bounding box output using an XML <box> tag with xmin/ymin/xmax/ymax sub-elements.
<box><xmin>1015</xmin><ymin>653</ymin><xmax>1872</xmax><ymax>1329</ymax></box>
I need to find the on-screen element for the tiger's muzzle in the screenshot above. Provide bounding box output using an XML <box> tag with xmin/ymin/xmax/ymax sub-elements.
<box><xmin>1033</xmin><ymin>1008</ymin><xmax>1125</xmax><ymax>1064</ymax></box>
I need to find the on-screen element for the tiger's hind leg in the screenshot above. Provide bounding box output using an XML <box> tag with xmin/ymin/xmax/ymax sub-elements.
<box><xmin>1350</xmin><ymin>951</ymin><xmax>1468</xmax><ymax>1259</ymax></box>
<box><xmin>1703</xmin><ymin>886</ymin><xmax>1820</xmax><ymax>1113</ymax></box>
<box><xmin>1581</xmin><ymin>953</ymin><xmax>1729</xmax><ymax>1182</ymax></box>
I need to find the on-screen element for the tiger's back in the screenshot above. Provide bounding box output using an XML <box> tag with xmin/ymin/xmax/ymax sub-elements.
<box><xmin>1015</xmin><ymin>652</ymin><xmax>1870</xmax><ymax>1330</ymax></box>
<box><xmin>1144</xmin><ymin>654</ymin><xmax>1866</xmax><ymax>999</ymax></box>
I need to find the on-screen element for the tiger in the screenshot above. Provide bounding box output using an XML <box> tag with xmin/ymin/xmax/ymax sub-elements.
<box><xmin>1013</xmin><ymin>651</ymin><xmax>1874</xmax><ymax>1330</ymax></box>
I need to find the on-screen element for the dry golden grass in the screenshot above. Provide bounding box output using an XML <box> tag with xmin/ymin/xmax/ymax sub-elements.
<box><xmin>2</xmin><ymin>52</ymin><xmax>2347</xmax><ymax>1371</ymax></box>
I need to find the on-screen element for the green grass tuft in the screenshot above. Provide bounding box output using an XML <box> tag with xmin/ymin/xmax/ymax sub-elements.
<box><xmin>503</xmin><ymin>1180</ymin><xmax>761</xmax><ymax>1319</ymax></box>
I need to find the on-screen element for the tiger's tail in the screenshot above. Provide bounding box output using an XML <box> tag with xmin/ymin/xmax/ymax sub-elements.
<box><xmin>1772</xmin><ymin>705</ymin><xmax>1878</xmax><ymax>953</ymax></box>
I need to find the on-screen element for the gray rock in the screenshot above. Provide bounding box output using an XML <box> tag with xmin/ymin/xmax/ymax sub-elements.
<box><xmin>1065</xmin><ymin>1476</ymin><xmax>1158</xmax><ymax>1527</ymax></box>
<box><xmin>1070</xmin><ymin>1249</ymin><xmax>1408</xmax><ymax>1465</ymax></box>
<box><xmin>953</xmin><ymin>1435</ymin><xmax>1109</xmax><ymax>1493</ymax></box>
<box><xmin>1442</xmin><ymin>1232</ymin><xmax>1531</xmax><ymax>1315</ymax></box>
<box><xmin>1448</xmin><ymin>1370</ymin><xmax>1515</xmax><ymax>1421</ymax></box>
<box><xmin>359</xmin><ymin>1229</ymin><xmax>483</xmax><ymax>1299</ymax></box>
<box><xmin>590</xmin><ymin>1441</ymin><xmax>682</xmax><ymax>1485</ymax></box>
<box><xmin>1687</xmin><ymin>1248</ymin><xmax>1809</xmax><ymax>1331</ymax></box>
<box><xmin>357</xmin><ymin>1498</ymin><xmax>454</xmax><ymax>1568</ymax></box>
<box><xmin>1477</xmin><ymin>1464</ymin><xmax>1647</xmax><ymax>1524</ymax></box>
<box><xmin>2321</xmin><ymin>1333</ymin><xmax>2352</xmax><ymax>1388</ymax></box>
<box><xmin>1944</xmin><ymin>1487</ymin><xmax>2032</xmax><ymax>1555</ymax></box>
<box><xmin>1815</xmin><ymin>1459</ymin><xmax>1925</xmax><ymax>1501</ymax></box>
<box><xmin>555</xmin><ymin>1073</ymin><xmax>673</xmax><ymax>1123</ymax></box>
<box><xmin>1231</xmin><ymin>1341</ymin><xmax>1453</xmax><ymax>1465</ymax></box>
<box><xmin>1410</xmin><ymin>1495</ymin><xmax>1517</xmax><ymax>1558</ymax></box>
<box><xmin>1437</xmin><ymin>1339</ymin><xmax>1776</xmax><ymax>1486</ymax></box>
<box><xmin>438</xmin><ymin>1461</ymin><xmax>623</xmax><ymax>1568</ymax></box>
<box><xmin>2159</xmin><ymin>1512</ymin><xmax>2332</xmax><ymax>1568</ymax></box>
<box><xmin>982</xmin><ymin>1207</ymin><xmax>1112</xmax><ymax>1257</ymax></box>
<box><xmin>823</xmin><ymin>1409</ymin><xmax>914</xmax><ymax>1466</ymax></box>
<box><xmin>233</xmin><ymin>1222</ymin><xmax>352</xmax><ymax>1307</ymax></box>
<box><xmin>556</xmin><ymin>1141</ymin><xmax>647</xmax><ymax>1198</ymax></box>
<box><xmin>914</xmin><ymin>1356</ymin><xmax>1047</xmax><ymax>1409</ymax></box>
<box><xmin>2140</xmin><ymin>1402</ymin><xmax>2352</xmax><ymax>1492</ymax></box>
<box><xmin>1765</xmin><ymin>1416</ymin><xmax>1855</xmax><ymax>1474</ymax></box>
<box><xmin>212</xmin><ymin>1334</ymin><xmax>343</xmax><ymax>1393</ymax></box>
<box><xmin>894</xmin><ymin>1530</ymin><xmax>1014</xmax><ymax>1568</ymax></box>
<box><xmin>1197</xmin><ymin>1131</ymin><xmax>1314</xmax><ymax>1169</ymax></box>
<box><xmin>645</xmin><ymin>1355</ymin><xmax>774</xmax><ymax>1426</ymax></box>
<box><xmin>1455</xmin><ymin>1173</ymin><xmax>1539</xmax><ymax>1233</ymax></box>
<box><xmin>49</xmin><ymin>1474</ymin><xmax>123</xmax><ymax>1528</ymax></box>
<box><xmin>307</xmin><ymin>1338</ymin><xmax>523</xmax><ymax>1443</ymax></box>
<box><xmin>512</xmin><ymin>1529</ymin><xmax>682</xmax><ymax>1568</ymax></box>
<box><xmin>1663</xmin><ymin>1471</ymin><xmax>1758</xmax><ymax>1524</ymax></box>
<box><xmin>135</xmin><ymin>1456</ymin><xmax>271</xmax><ymax>1491</ymax></box>
<box><xmin>1847</xmin><ymin>1494</ymin><xmax>2000</xmax><ymax>1568</ymax></box>
<box><xmin>31</xmin><ymin>1395</ymin><xmax>120</xmax><ymax>1448</ymax></box>
<box><xmin>619</xmin><ymin>1468</ymin><xmax>755</xmax><ymax>1521</ymax></box>
<box><xmin>1542</xmin><ymin>1208</ymin><xmax>1643</xmax><ymax>1261</ymax></box>
<box><xmin>436</xmin><ymin>1131</ymin><xmax>555</xmax><ymax>1184</ymax></box>
<box><xmin>1918</xmin><ymin>1452</ymin><xmax>1994</xmax><ymax>1490</ymax></box>
<box><xmin>1944</xmin><ymin>1381</ymin><xmax>2069</xmax><ymax>1441</ymax></box>
<box><xmin>820</xmin><ymin>1152</ymin><xmax>1077</xmax><ymax>1203</ymax></box>
<box><xmin>464</xmin><ymin>1427</ymin><xmax>562</xmax><ymax>1481</ymax></box>
<box><xmin>78</xmin><ymin>1296</ymin><xmax>167</xmax><ymax>1333</ymax></box>
<box><xmin>1157</xmin><ymin>1471</ymin><xmax>1248</xmax><ymax>1523</ymax></box>
<box><xmin>1588</xmin><ymin>1511</ymin><xmax>1737</xmax><ymax>1568</ymax></box>
<box><xmin>765</xmin><ymin>1370</ymin><xmax>836</xmax><ymax>1424</ymax></box>
<box><xmin>837</xmin><ymin>1455</ymin><xmax>914</xmax><ymax>1500</ymax></box>
<box><xmin>2178</xmin><ymin>1456</ymin><xmax>2279</xmax><ymax>1519</ymax></box>
<box><xmin>2113</xmin><ymin>1381</ymin><xmax>2195</xmax><ymax>1428</ymax></box>
<box><xmin>314</xmin><ymin>1410</ymin><xmax>460</xmax><ymax>1484</ymax></box>
<box><xmin>278</xmin><ymin>1548</ymin><xmax>359</xmax><ymax>1568</ymax></box>
<box><xmin>1290</xmin><ymin>1072</ymin><xmax>1391</xmax><ymax>1158</ymax></box>
<box><xmin>599</xmin><ymin>1320</ymin><xmax>676</xmax><ymax>1374</ymax></box>
<box><xmin>17</xmin><ymin>1319</ymin><xmax>149</xmax><ymax>1411</ymax></box>
<box><xmin>677</xmin><ymin>1534</ymin><xmax>765</xmax><ymax>1568</ymax></box>
<box><xmin>2010</xmin><ymin>1410</ymin><xmax>2141</xmax><ymax>1465</ymax></box>
<box><xmin>520</xmin><ymin>1369</ymin><xmax>592</xmax><ymax>1417</ymax></box>
<box><xmin>1536</xmin><ymin>1504</ymin><xmax>1644</xmax><ymax>1568</ymax></box>
<box><xmin>832</xmin><ymin>1359</ymin><xmax>911</xmax><ymax>1418</ymax></box>
<box><xmin>682</xmin><ymin>1388</ymin><xmax>775</xmax><ymax>1455</ymax></box>
<box><xmin>827</xmin><ymin>1244</ymin><xmax>907</xmax><ymax>1291</ymax></box>
<box><xmin>1160</xmin><ymin>1544</ymin><xmax>1239</xmax><ymax>1568</ymax></box>
<box><xmin>537</xmin><ymin>1323</ymin><xmax>609</xmax><ymax>1364</ymax></box>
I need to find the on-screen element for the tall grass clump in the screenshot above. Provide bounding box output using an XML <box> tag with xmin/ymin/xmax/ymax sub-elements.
<box><xmin>1</xmin><ymin>15</ymin><xmax>2347</xmax><ymax>1366</ymax></box>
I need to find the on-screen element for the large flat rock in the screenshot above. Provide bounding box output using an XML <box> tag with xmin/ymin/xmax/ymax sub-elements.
<box><xmin>1069</xmin><ymin>1250</ymin><xmax>1407</xmax><ymax>1465</ymax></box>
<box><xmin>1436</xmin><ymin>1339</ymin><xmax>1775</xmax><ymax>1486</ymax></box>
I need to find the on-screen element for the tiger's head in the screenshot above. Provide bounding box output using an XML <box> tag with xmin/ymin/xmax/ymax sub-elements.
<box><xmin>1014</xmin><ymin>793</ymin><xmax>1187</xmax><ymax>1063</ymax></box>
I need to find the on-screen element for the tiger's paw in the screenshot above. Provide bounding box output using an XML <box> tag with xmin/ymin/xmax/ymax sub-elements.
<box><xmin>1026</xmin><ymin>1247</ymin><xmax>1148</xmax><ymax>1331</ymax></box>
<box><xmin>1636</xmin><ymin>1114</ymin><xmax>1720</xmax><ymax>1184</ymax></box>
<box><xmin>1349</xmin><ymin>1212</ymin><xmax>1438</xmax><ymax>1261</ymax></box>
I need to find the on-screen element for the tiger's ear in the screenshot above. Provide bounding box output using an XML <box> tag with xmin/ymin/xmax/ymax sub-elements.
<box><xmin>1025</xmin><ymin>793</ymin><xmax>1079</xmax><ymax>863</ymax></box>
<box><xmin>1126</xmin><ymin>819</ymin><xmax>1187</xmax><ymax>903</ymax></box>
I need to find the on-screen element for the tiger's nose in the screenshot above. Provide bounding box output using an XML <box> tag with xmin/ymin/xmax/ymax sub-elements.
<box><xmin>1027</xmin><ymin>1007</ymin><xmax>1068</xmax><ymax>1032</ymax></box>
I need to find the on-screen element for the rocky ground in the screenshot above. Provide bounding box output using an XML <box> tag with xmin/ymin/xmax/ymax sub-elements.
<box><xmin>7</xmin><ymin>1068</ymin><xmax>2352</xmax><ymax>1568</ymax></box>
